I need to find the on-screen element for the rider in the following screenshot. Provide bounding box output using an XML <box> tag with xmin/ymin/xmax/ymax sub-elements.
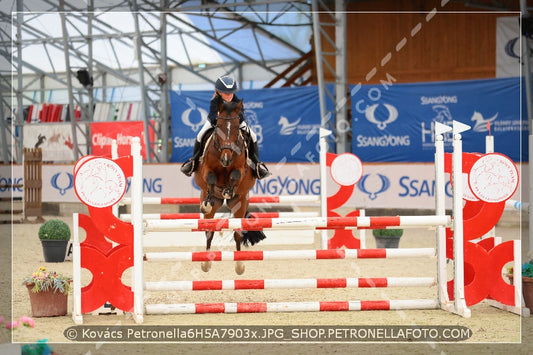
<box><xmin>180</xmin><ymin>75</ymin><xmax>271</xmax><ymax>179</ymax></box>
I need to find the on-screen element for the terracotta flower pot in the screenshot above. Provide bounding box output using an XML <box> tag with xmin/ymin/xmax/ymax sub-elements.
<box><xmin>522</xmin><ymin>276</ymin><xmax>533</xmax><ymax>311</ymax></box>
<box><xmin>25</xmin><ymin>284</ymin><xmax>68</xmax><ymax>317</ymax></box>
<box><xmin>506</xmin><ymin>275</ymin><xmax>533</xmax><ymax>311</ymax></box>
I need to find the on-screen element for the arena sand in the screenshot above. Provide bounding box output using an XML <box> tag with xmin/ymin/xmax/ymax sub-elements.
<box><xmin>4</xmin><ymin>213</ymin><xmax>533</xmax><ymax>354</ymax></box>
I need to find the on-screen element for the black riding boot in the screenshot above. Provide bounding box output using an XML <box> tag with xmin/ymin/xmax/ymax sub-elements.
<box><xmin>180</xmin><ymin>141</ymin><xmax>202</xmax><ymax>176</ymax></box>
<box><xmin>249</xmin><ymin>142</ymin><xmax>271</xmax><ymax>179</ymax></box>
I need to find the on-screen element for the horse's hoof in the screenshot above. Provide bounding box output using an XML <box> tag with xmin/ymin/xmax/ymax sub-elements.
<box><xmin>200</xmin><ymin>202</ymin><xmax>212</xmax><ymax>214</ymax></box>
<box><xmin>201</xmin><ymin>261</ymin><xmax>211</xmax><ymax>272</ymax></box>
<box><xmin>235</xmin><ymin>261</ymin><xmax>245</xmax><ymax>275</ymax></box>
<box><xmin>222</xmin><ymin>191</ymin><xmax>233</xmax><ymax>200</ymax></box>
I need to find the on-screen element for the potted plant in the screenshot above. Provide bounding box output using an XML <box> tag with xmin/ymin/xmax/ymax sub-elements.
<box><xmin>38</xmin><ymin>219</ymin><xmax>71</xmax><ymax>262</ymax></box>
<box><xmin>22</xmin><ymin>266</ymin><xmax>72</xmax><ymax>317</ymax></box>
<box><xmin>372</xmin><ymin>228</ymin><xmax>403</xmax><ymax>248</ymax></box>
<box><xmin>507</xmin><ymin>259</ymin><xmax>533</xmax><ymax>311</ymax></box>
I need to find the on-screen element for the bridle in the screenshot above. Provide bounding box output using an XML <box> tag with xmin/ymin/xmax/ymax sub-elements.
<box><xmin>212</xmin><ymin>114</ymin><xmax>243</xmax><ymax>154</ymax></box>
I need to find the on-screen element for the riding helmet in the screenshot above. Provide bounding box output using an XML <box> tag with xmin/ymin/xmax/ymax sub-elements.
<box><xmin>215</xmin><ymin>75</ymin><xmax>239</xmax><ymax>94</ymax></box>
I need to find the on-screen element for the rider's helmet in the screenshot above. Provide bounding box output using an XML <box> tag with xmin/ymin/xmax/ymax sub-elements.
<box><xmin>215</xmin><ymin>75</ymin><xmax>239</xmax><ymax>94</ymax></box>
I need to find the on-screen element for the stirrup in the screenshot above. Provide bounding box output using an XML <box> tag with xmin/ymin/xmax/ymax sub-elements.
<box><xmin>180</xmin><ymin>159</ymin><xmax>195</xmax><ymax>177</ymax></box>
<box><xmin>256</xmin><ymin>162</ymin><xmax>271</xmax><ymax>180</ymax></box>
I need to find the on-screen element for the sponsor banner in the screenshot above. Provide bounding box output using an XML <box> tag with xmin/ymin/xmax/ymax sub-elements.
<box><xmin>350</xmin><ymin>77</ymin><xmax>527</xmax><ymax>163</ymax></box>
<box><xmin>24</xmin><ymin>123</ymin><xmax>87</xmax><ymax>162</ymax></box>
<box><xmin>91</xmin><ymin>121</ymin><xmax>152</xmax><ymax>159</ymax></box>
<box><xmin>2</xmin><ymin>162</ymin><xmax>525</xmax><ymax>209</ymax></box>
<box><xmin>496</xmin><ymin>16</ymin><xmax>533</xmax><ymax>78</ymax></box>
<box><xmin>169</xmin><ymin>86</ymin><xmax>322</xmax><ymax>163</ymax></box>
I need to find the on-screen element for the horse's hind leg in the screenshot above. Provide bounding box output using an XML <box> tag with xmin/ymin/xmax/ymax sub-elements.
<box><xmin>233</xmin><ymin>230</ymin><xmax>245</xmax><ymax>275</ymax></box>
<box><xmin>222</xmin><ymin>169</ymin><xmax>241</xmax><ymax>200</ymax></box>
<box><xmin>201</xmin><ymin>231</ymin><xmax>215</xmax><ymax>272</ymax></box>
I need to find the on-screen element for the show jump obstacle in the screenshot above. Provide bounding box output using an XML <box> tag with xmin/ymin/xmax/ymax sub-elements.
<box><xmin>71</xmin><ymin>123</ymin><xmax>525</xmax><ymax>324</ymax></box>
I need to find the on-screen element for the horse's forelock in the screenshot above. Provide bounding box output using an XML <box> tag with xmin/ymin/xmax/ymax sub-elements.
<box><xmin>219</xmin><ymin>101</ymin><xmax>240</xmax><ymax>117</ymax></box>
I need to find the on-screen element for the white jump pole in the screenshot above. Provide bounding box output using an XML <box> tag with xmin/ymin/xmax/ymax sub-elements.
<box><xmin>131</xmin><ymin>137</ymin><xmax>144</xmax><ymax>324</ymax></box>
<box><xmin>452</xmin><ymin>120</ymin><xmax>471</xmax><ymax>318</ymax></box>
<box><xmin>434</xmin><ymin>122</ymin><xmax>452</xmax><ymax>311</ymax></box>
<box><xmin>111</xmin><ymin>140</ymin><xmax>119</xmax><ymax>218</ymax></box>
<box><xmin>319</xmin><ymin>128</ymin><xmax>332</xmax><ymax>249</ymax></box>
<box><xmin>72</xmin><ymin>213</ymin><xmax>83</xmax><ymax>325</ymax></box>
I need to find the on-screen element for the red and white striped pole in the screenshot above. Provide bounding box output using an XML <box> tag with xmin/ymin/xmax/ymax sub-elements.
<box><xmin>145</xmin><ymin>276</ymin><xmax>435</xmax><ymax>291</ymax></box>
<box><xmin>144</xmin><ymin>247</ymin><xmax>436</xmax><ymax>262</ymax></box>
<box><xmin>143</xmin><ymin>215</ymin><xmax>451</xmax><ymax>232</ymax></box>
<box><xmin>120</xmin><ymin>211</ymin><xmax>319</xmax><ymax>222</ymax></box>
<box><xmin>122</xmin><ymin>195</ymin><xmax>320</xmax><ymax>206</ymax></box>
<box><xmin>145</xmin><ymin>299</ymin><xmax>439</xmax><ymax>314</ymax></box>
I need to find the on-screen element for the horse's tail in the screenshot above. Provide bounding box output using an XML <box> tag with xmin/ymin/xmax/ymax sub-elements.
<box><xmin>241</xmin><ymin>211</ymin><xmax>267</xmax><ymax>247</ymax></box>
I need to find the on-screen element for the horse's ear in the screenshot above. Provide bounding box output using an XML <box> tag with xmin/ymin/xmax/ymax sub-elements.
<box><xmin>217</xmin><ymin>100</ymin><xmax>224</xmax><ymax>113</ymax></box>
<box><xmin>237</xmin><ymin>99</ymin><xmax>243</xmax><ymax>110</ymax></box>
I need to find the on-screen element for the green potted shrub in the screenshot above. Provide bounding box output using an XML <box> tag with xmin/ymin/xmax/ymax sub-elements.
<box><xmin>38</xmin><ymin>219</ymin><xmax>71</xmax><ymax>262</ymax></box>
<box><xmin>372</xmin><ymin>228</ymin><xmax>403</xmax><ymax>248</ymax></box>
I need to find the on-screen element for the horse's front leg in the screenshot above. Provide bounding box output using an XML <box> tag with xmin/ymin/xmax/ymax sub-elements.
<box><xmin>228</xmin><ymin>195</ymin><xmax>248</xmax><ymax>275</ymax></box>
<box><xmin>200</xmin><ymin>195</ymin><xmax>222</xmax><ymax>272</ymax></box>
<box><xmin>200</xmin><ymin>171</ymin><xmax>217</xmax><ymax>214</ymax></box>
<box><xmin>222</xmin><ymin>169</ymin><xmax>241</xmax><ymax>200</ymax></box>
<box><xmin>201</xmin><ymin>231</ymin><xmax>215</xmax><ymax>272</ymax></box>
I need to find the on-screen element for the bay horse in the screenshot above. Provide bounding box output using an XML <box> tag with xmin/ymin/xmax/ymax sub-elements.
<box><xmin>194</xmin><ymin>99</ymin><xmax>265</xmax><ymax>274</ymax></box>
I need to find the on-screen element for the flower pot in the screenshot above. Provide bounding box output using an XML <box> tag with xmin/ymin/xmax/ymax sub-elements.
<box><xmin>41</xmin><ymin>239</ymin><xmax>68</xmax><ymax>262</ymax></box>
<box><xmin>25</xmin><ymin>284</ymin><xmax>68</xmax><ymax>317</ymax></box>
<box><xmin>373</xmin><ymin>235</ymin><xmax>401</xmax><ymax>249</ymax></box>
<box><xmin>522</xmin><ymin>276</ymin><xmax>533</xmax><ymax>311</ymax></box>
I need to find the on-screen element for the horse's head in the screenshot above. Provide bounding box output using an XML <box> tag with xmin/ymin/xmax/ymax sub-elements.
<box><xmin>214</xmin><ymin>100</ymin><xmax>243</xmax><ymax>167</ymax></box>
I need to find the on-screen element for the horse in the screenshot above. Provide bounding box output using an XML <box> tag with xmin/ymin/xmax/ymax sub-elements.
<box><xmin>193</xmin><ymin>99</ymin><xmax>266</xmax><ymax>274</ymax></box>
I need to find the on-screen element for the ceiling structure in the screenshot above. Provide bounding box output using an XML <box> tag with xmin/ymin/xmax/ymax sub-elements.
<box><xmin>1</xmin><ymin>0</ymin><xmax>531</xmax><ymax>164</ymax></box>
<box><xmin>0</xmin><ymin>0</ymin><xmax>316</xmax><ymax>163</ymax></box>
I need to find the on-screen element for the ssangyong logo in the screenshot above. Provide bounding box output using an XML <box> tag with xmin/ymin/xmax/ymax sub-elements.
<box><xmin>357</xmin><ymin>173</ymin><xmax>390</xmax><ymax>200</ymax></box>
<box><xmin>51</xmin><ymin>172</ymin><xmax>73</xmax><ymax>196</ymax></box>
<box><xmin>364</xmin><ymin>103</ymin><xmax>399</xmax><ymax>130</ymax></box>
<box><xmin>181</xmin><ymin>97</ymin><xmax>207</xmax><ymax>132</ymax></box>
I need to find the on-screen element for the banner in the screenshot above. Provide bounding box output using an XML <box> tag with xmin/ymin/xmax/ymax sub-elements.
<box><xmin>350</xmin><ymin>77</ymin><xmax>527</xmax><ymax>163</ymax></box>
<box><xmin>91</xmin><ymin>121</ymin><xmax>152</xmax><ymax>159</ymax></box>
<box><xmin>2</xmin><ymin>162</ymin><xmax>525</xmax><ymax>210</ymax></box>
<box><xmin>24</xmin><ymin>123</ymin><xmax>87</xmax><ymax>162</ymax></box>
<box><xmin>170</xmin><ymin>86</ymin><xmax>322</xmax><ymax>163</ymax></box>
<box><xmin>496</xmin><ymin>16</ymin><xmax>533</xmax><ymax>78</ymax></box>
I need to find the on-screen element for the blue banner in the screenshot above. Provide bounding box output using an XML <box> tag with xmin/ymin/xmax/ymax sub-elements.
<box><xmin>350</xmin><ymin>77</ymin><xmax>527</xmax><ymax>162</ymax></box>
<box><xmin>170</xmin><ymin>86</ymin><xmax>322</xmax><ymax>163</ymax></box>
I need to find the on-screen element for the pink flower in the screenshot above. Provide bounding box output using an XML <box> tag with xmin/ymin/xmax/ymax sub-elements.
<box><xmin>18</xmin><ymin>316</ymin><xmax>35</xmax><ymax>328</ymax></box>
<box><xmin>5</xmin><ymin>321</ymin><xmax>19</xmax><ymax>330</ymax></box>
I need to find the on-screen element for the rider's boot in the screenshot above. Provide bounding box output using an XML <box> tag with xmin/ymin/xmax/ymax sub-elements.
<box><xmin>248</xmin><ymin>142</ymin><xmax>271</xmax><ymax>179</ymax></box>
<box><xmin>180</xmin><ymin>141</ymin><xmax>202</xmax><ymax>176</ymax></box>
